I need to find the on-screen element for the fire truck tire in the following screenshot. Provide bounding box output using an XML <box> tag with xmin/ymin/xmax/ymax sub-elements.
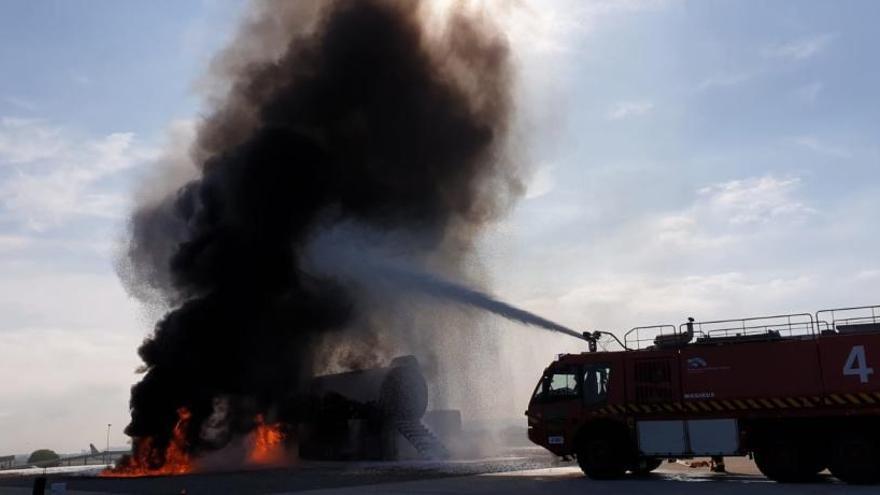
<box><xmin>629</xmin><ymin>457</ymin><xmax>663</xmax><ymax>476</ymax></box>
<box><xmin>754</xmin><ymin>437</ymin><xmax>823</xmax><ymax>483</ymax></box>
<box><xmin>576</xmin><ymin>436</ymin><xmax>629</xmax><ymax>480</ymax></box>
<box><xmin>829</xmin><ymin>432</ymin><xmax>880</xmax><ymax>485</ymax></box>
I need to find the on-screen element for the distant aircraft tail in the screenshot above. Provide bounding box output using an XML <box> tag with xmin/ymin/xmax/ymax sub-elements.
<box><xmin>90</xmin><ymin>443</ymin><xmax>101</xmax><ymax>455</ymax></box>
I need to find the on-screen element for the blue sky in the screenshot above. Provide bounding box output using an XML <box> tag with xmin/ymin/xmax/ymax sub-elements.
<box><xmin>1</xmin><ymin>0</ymin><xmax>878</xmax><ymax>453</ymax></box>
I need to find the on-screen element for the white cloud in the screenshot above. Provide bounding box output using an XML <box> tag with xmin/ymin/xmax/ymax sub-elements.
<box><xmin>485</xmin><ymin>173</ymin><xmax>823</xmax><ymax>334</ymax></box>
<box><xmin>0</xmin><ymin>118</ymin><xmax>157</xmax><ymax>230</ymax></box>
<box><xmin>473</xmin><ymin>0</ymin><xmax>674</xmax><ymax>57</ymax></box>
<box><xmin>525</xmin><ymin>162</ymin><xmax>556</xmax><ymax>199</ymax></box>
<box><xmin>763</xmin><ymin>33</ymin><xmax>835</xmax><ymax>61</ymax></box>
<box><xmin>4</xmin><ymin>97</ymin><xmax>38</xmax><ymax>112</ymax></box>
<box><xmin>793</xmin><ymin>81</ymin><xmax>823</xmax><ymax>103</ymax></box>
<box><xmin>558</xmin><ymin>272</ymin><xmax>813</xmax><ymax>324</ymax></box>
<box><xmin>573</xmin><ymin>176</ymin><xmax>815</xmax><ymax>273</ymax></box>
<box><xmin>696</xmin><ymin>175</ymin><xmax>814</xmax><ymax>225</ymax></box>
<box><xmin>0</xmin><ymin>118</ymin><xmax>66</xmax><ymax>164</ymax></box>
<box><xmin>70</xmin><ymin>71</ymin><xmax>91</xmax><ymax>86</ymax></box>
<box><xmin>0</xmin><ymin>263</ymin><xmax>145</xmax><ymax>453</ymax></box>
<box><xmin>651</xmin><ymin>213</ymin><xmax>735</xmax><ymax>251</ymax></box>
<box><xmin>696</xmin><ymin>72</ymin><xmax>751</xmax><ymax>91</ymax></box>
<box><xmin>790</xmin><ymin>135</ymin><xmax>852</xmax><ymax>158</ymax></box>
<box><xmin>0</xmin><ymin>234</ymin><xmax>33</xmax><ymax>252</ymax></box>
<box><xmin>856</xmin><ymin>269</ymin><xmax>880</xmax><ymax>281</ymax></box>
<box><xmin>607</xmin><ymin>100</ymin><xmax>654</xmax><ymax>120</ymax></box>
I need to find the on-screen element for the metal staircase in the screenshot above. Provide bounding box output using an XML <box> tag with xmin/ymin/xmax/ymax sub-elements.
<box><xmin>395</xmin><ymin>420</ymin><xmax>450</xmax><ymax>460</ymax></box>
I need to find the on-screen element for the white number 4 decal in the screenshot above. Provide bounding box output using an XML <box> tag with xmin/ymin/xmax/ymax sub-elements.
<box><xmin>843</xmin><ymin>345</ymin><xmax>874</xmax><ymax>384</ymax></box>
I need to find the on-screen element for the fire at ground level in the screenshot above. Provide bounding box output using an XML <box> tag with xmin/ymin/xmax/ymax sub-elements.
<box><xmin>1</xmin><ymin>455</ymin><xmax>877</xmax><ymax>495</ymax></box>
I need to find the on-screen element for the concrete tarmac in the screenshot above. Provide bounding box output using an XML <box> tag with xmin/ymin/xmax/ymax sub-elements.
<box><xmin>0</xmin><ymin>456</ymin><xmax>874</xmax><ymax>495</ymax></box>
<box><xmin>293</xmin><ymin>464</ymin><xmax>874</xmax><ymax>495</ymax></box>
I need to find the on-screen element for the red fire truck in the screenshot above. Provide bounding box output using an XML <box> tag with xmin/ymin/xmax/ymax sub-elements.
<box><xmin>526</xmin><ymin>304</ymin><xmax>880</xmax><ymax>484</ymax></box>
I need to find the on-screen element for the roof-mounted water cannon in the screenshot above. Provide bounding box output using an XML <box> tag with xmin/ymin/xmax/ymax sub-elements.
<box><xmin>582</xmin><ymin>331</ymin><xmax>599</xmax><ymax>352</ymax></box>
<box><xmin>581</xmin><ymin>330</ymin><xmax>629</xmax><ymax>352</ymax></box>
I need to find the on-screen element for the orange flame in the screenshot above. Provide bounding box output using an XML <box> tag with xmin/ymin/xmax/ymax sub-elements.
<box><xmin>247</xmin><ymin>414</ymin><xmax>286</xmax><ymax>465</ymax></box>
<box><xmin>102</xmin><ymin>408</ymin><xmax>194</xmax><ymax>477</ymax></box>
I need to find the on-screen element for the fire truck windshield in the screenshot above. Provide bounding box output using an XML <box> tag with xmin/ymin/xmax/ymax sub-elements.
<box><xmin>531</xmin><ymin>364</ymin><xmax>611</xmax><ymax>406</ymax></box>
<box><xmin>532</xmin><ymin>370</ymin><xmax>579</xmax><ymax>401</ymax></box>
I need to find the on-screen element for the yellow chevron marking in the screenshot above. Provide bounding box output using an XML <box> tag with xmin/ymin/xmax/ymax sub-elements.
<box><xmin>685</xmin><ymin>402</ymin><xmax>700</xmax><ymax>412</ymax></box>
<box><xmin>858</xmin><ymin>393</ymin><xmax>876</xmax><ymax>404</ymax></box>
<box><xmin>759</xmin><ymin>399</ymin><xmax>775</xmax><ymax>409</ymax></box>
<box><xmin>697</xmin><ymin>402</ymin><xmax>713</xmax><ymax>412</ymax></box>
<box><xmin>675</xmin><ymin>403</ymin><xmax>686</xmax><ymax>411</ymax></box>
<box><xmin>785</xmin><ymin>398</ymin><xmax>802</xmax><ymax>408</ymax></box>
<box><xmin>746</xmin><ymin>399</ymin><xmax>760</xmax><ymax>409</ymax></box>
<box><xmin>733</xmin><ymin>399</ymin><xmax>747</xmax><ymax>409</ymax></box>
<box><xmin>709</xmin><ymin>401</ymin><xmax>725</xmax><ymax>411</ymax></box>
<box><xmin>830</xmin><ymin>394</ymin><xmax>848</xmax><ymax>405</ymax></box>
<box><xmin>642</xmin><ymin>404</ymin><xmax>655</xmax><ymax>414</ymax></box>
<box><xmin>662</xmin><ymin>403</ymin><xmax>676</xmax><ymax>412</ymax></box>
<box><xmin>721</xmin><ymin>400</ymin><xmax>736</xmax><ymax>410</ymax></box>
<box><xmin>799</xmin><ymin>397</ymin><xmax>813</xmax><ymax>407</ymax></box>
<box><xmin>772</xmin><ymin>398</ymin><xmax>788</xmax><ymax>408</ymax></box>
<box><xmin>873</xmin><ymin>392</ymin><xmax>880</xmax><ymax>401</ymax></box>
<box><xmin>844</xmin><ymin>394</ymin><xmax>861</xmax><ymax>405</ymax></box>
<box><xmin>630</xmin><ymin>404</ymin><xmax>642</xmax><ymax>413</ymax></box>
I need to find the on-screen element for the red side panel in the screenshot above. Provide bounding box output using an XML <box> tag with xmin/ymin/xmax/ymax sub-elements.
<box><xmin>680</xmin><ymin>340</ymin><xmax>822</xmax><ymax>400</ymax></box>
<box><xmin>818</xmin><ymin>333</ymin><xmax>880</xmax><ymax>395</ymax></box>
<box><xmin>624</xmin><ymin>351</ymin><xmax>680</xmax><ymax>404</ymax></box>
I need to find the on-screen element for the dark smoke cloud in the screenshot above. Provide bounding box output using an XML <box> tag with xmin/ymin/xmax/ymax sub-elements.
<box><xmin>119</xmin><ymin>0</ymin><xmax>519</xmax><ymax>463</ymax></box>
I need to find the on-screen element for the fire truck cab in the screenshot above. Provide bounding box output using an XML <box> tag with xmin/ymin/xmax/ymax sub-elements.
<box><xmin>526</xmin><ymin>305</ymin><xmax>880</xmax><ymax>484</ymax></box>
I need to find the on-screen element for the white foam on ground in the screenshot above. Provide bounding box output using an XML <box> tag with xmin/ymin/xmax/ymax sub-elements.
<box><xmin>0</xmin><ymin>464</ymin><xmax>109</xmax><ymax>477</ymax></box>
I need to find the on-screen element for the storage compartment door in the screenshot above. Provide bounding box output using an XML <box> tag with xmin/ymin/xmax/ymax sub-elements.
<box><xmin>688</xmin><ymin>419</ymin><xmax>739</xmax><ymax>455</ymax></box>
<box><xmin>637</xmin><ymin>420</ymin><xmax>686</xmax><ymax>456</ymax></box>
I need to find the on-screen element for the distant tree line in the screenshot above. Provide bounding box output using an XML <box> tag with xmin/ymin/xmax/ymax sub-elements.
<box><xmin>27</xmin><ymin>449</ymin><xmax>59</xmax><ymax>467</ymax></box>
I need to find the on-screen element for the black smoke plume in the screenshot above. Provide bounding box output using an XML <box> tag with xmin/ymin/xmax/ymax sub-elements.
<box><xmin>119</xmin><ymin>0</ymin><xmax>518</xmax><ymax>465</ymax></box>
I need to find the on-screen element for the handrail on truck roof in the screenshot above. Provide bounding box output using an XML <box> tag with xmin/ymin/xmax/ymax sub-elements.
<box><xmin>624</xmin><ymin>325</ymin><xmax>681</xmax><ymax>350</ymax></box>
<box><xmin>816</xmin><ymin>304</ymin><xmax>880</xmax><ymax>335</ymax></box>
<box><xmin>687</xmin><ymin>312</ymin><xmax>815</xmax><ymax>342</ymax></box>
<box><xmin>609</xmin><ymin>304</ymin><xmax>880</xmax><ymax>353</ymax></box>
<box><xmin>623</xmin><ymin>313</ymin><xmax>815</xmax><ymax>350</ymax></box>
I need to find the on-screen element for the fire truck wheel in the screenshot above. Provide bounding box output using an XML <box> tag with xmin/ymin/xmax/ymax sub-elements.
<box><xmin>576</xmin><ymin>436</ymin><xmax>629</xmax><ymax>480</ymax></box>
<box><xmin>629</xmin><ymin>457</ymin><xmax>663</xmax><ymax>476</ymax></box>
<box><xmin>754</xmin><ymin>438</ymin><xmax>822</xmax><ymax>483</ymax></box>
<box><xmin>829</xmin><ymin>432</ymin><xmax>880</xmax><ymax>485</ymax></box>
